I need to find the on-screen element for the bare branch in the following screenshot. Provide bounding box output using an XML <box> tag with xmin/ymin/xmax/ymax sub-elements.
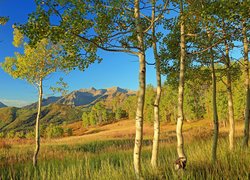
<box><xmin>186</xmin><ymin>33</ymin><xmax>198</xmax><ymax>37</ymax></box>
<box><xmin>190</xmin><ymin>37</ymin><xmax>225</xmax><ymax>55</ymax></box>
<box><xmin>74</xmin><ymin>33</ymin><xmax>139</xmax><ymax>55</ymax></box>
<box><xmin>143</xmin><ymin>0</ymin><xmax>170</xmax><ymax>33</ymax></box>
<box><xmin>220</xmin><ymin>78</ymin><xmax>227</xmax><ymax>86</ymax></box>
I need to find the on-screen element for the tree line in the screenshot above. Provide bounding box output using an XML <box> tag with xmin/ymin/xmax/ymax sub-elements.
<box><xmin>1</xmin><ymin>0</ymin><xmax>249</xmax><ymax>178</ymax></box>
<box><xmin>87</xmin><ymin>67</ymin><xmax>246</xmax><ymax>127</ymax></box>
<box><xmin>82</xmin><ymin>101</ymin><xmax>127</xmax><ymax>127</ymax></box>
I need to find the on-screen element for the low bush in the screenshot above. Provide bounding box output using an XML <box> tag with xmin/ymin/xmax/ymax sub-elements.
<box><xmin>65</xmin><ymin>128</ymin><xmax>73</xmax><ymax>136</ymax></box>
<box><xmin>15</xmin><ymin>131</ymin><xmax>25</xmax><ymax>139</ymax></box>
<box><xmin>25</xmin><ymin>131</ymin><xmax>35</xmax><ymax>139</ymax></box>
<box><xmin>6</xmin><ymin>130</ymin><xmax>15</xmax><ymax>139</ymax></box>
<box><xmin>0</xmin><ymin>132</ymin><xmax>5</xmax><ymax>138</ymax></box>
<box><xmin>46</xmin><ymin>125</ymin><xmax>64</xmax><ymax>138</ymax></box>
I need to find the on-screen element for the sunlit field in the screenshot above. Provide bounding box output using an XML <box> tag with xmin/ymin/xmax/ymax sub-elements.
<box><xmin>1</xmin><ymin>119</ymin><xmax>249</xmax><ymax>180</ymax></box>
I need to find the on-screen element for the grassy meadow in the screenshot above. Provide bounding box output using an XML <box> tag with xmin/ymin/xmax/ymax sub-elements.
<box><xmin>0</xmin><ymin>119</ymin><xmax>249</xmax><ymax>179</ymax></box>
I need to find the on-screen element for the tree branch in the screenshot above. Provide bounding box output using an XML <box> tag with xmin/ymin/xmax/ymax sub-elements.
<box><xmin>74</xmin><ymin>33</ymin><xmax>139</xmax><ymax>55</ymax></box>
<box><xmin>186</xmin><ymin>33</ymin><xmax>198</xmax><ymax>37</ymax></box>
<box><xmin>143</xmin><ymin>0</ymin><xmax>170</xmax><ymax>33</ymax></box>
<box><xmin>190</xmin><ymin>37</ymin><xmax>225</xmax><ymax>55</ymax></box>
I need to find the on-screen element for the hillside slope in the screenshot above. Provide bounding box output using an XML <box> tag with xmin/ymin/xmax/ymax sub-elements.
<box><xmin>24</xmin><ymin>96</ymin><xmax>61</xmax><ymax>109</ymax></box>
<box><xmin>0</xmin><ymin>87</ymin><xmax>136</xmax><ymax>133</ymax></box>
<box><xmin>0</xmin><ymin>104</ymin><xmax>83</xmax><ymax>132</ymax></box>
<box><xmin>52</xmin><ymin>118</ymin><xmax>244</xmax><ymax>145</ymax></box>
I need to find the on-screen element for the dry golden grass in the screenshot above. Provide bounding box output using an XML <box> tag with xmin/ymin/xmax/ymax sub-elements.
<box><xmin>45</xmin><ymin>118</ymin><xmax>245</xmax><ymax>146</ymax></box>
<box><xmin>1</xmin><ymin>118</ymin><xmax>248</xmax><ymax>180</ymax></box>
<box><xmin>0</xmin><ymin>140</ymin><xmax>12</xmax><ymax>149</ymax></box>
<box><xmin>2</xmin><ymin>118</ymin><xmax>245</xmax><ymax>147</ymax></box>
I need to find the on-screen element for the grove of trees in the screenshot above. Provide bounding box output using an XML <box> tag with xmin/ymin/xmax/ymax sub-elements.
<box><xmin>1</xmin><ymin>0</ymin><xmax>249</xmax><ymax>178</ymax></box>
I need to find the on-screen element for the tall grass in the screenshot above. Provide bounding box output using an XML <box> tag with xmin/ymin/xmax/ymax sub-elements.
<box><xmin>0</xmin><ymin>138</ymin><xmax>249</xmax><ymax>179</ymax></box>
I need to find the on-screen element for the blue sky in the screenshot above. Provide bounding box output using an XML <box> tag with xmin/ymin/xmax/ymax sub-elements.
<box><xmin>0</xmin><ymin>0</ymin><xmax>160</xmax><ymax>107</ymax></box>
<box><xmin>0</xmin><ymin>1</ymin><xmax>244</xmax><ymax>107</ymax></box>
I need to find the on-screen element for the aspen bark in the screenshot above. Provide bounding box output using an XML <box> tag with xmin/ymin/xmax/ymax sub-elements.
<box><xmin>225</xmin><ymin>41</ymin><xmax>235</xmax><ymax>150</ymax></box>
<box><xmin>151</xmin><ymin>0</ymin><xmax>162</xmax><ymax>169</ymax></box>
<box><xmin>176</xmin><ymin>0</ymin><xmax>186</xmax><ymax>160</ymax></box>
<box><xmin>222</xmin><ymin>21</ymin><xmax>235</xmax><ymax>150</ymax></box>
<box><xmin>33</xmin><ymin>79</ymin><xmax>43</xmax><ymax>167</ymax></box>
<box><xmin>211</xmin><ymin>49</ymin><xmax>219</xmax><ymax>163</ymax></box>
<box><xmin>242</xmin><ymin>20</ymin><xmax>250</xmax><ymax>147</ymax></box>
<box><xmin>207</xmin><ymin>30</ymin><xmax>219</xmax><ymax>163</ymax></box>
<box><xmin>134</xmin><ymin>0</ymin><xmax>146</xmax><ymax>178</ymax></box>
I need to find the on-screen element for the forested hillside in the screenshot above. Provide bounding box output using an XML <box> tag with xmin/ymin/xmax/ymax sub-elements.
<box><xmin>0</xmin><ymin>87</ymin><xmax>135</xmax><ymax>135</ymax></box>
<box><xmin>0</xmin><ymin>104</ymin><xmax>82</xmax><ymax>134</ymax></box>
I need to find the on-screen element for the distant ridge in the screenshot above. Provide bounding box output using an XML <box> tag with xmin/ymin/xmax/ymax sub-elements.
<box><xmin>24</xmin><ymin>96</ymin><xmax>62</xmax><ymax>109</ymax></box>
<box><xmin>0</xmin><ymin>87</ymin><xmax>136</xmax><ymax>133</ymax></box>
<box><xmin>0</xmin><ymin>102</ymin><xmax>7</xmax><ymax>108</ymax></box>
<box><xmin>57</xmin><ymin>86</ymin><xmax>136</xmax><ymax>107</ymax></box>
<box><xmin>24</xmin><ymin>87</ymin><xmax>136</xmax><ymax>108</ymax></box>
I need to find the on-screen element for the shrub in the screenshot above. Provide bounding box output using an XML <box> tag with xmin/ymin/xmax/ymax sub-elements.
<box><xmin>40</xmin><ymin>124</ymin><xmax>47</xmax><ymax>137</ymax></box>
<box><xmin>25</xmin><ymin>131</ymin><xmax>35</xmax><ymax>139</ymax></box>
<box><xmin>15</xmin><ymin>131</ymin><xmax>25</xmax><ymax>139</ymax></box>
<box><xmin>65</xmin><ymin>128</ymin><xmax>73</xmax><ymax>136</ymax></box>
<box><xmin>46</xmin><ymin>125</ymin><xmax>64</xmax><ymax>138</ymax></box>
<box><xmin>115</xmin><ymin>108</ymin><xmax>127</xmax><ymax>120</ymax></box>
<box><xmin>6</xmin><ymin>130</ymin><xmax>15</xmax><ymax>139</ymax></box>
<box><xmin>0</xmin><ymin>132</ymin><xmax>5</xmax><ymax>138</ymax></box>
<box><xmin>82</xmin><ymin>112</ymin><xmax>90</xmax><ymax>127</ymax></box>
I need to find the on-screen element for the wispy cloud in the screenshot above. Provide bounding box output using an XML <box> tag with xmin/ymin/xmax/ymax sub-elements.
<box><xmin>0</xmin><ymin>99</ymin><xmax>33</xmax><ymax>107</ymax></box>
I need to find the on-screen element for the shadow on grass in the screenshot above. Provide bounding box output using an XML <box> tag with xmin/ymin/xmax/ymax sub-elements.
<box><xmin>57</xmin><ymin>139</ymin><xmax>153</xmax><ymax>153</ymax></box>
<box><xmin>83</xmin><ymin>128</ymin><xmax>108</xmax><ymax>135</ymax></box>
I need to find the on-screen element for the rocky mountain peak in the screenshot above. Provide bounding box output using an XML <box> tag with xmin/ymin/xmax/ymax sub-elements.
<box><xmin>23</xmin><ymin>87</ymin><xmax>136</xmax><ymax>108</ymax></box>
<box><xmin>107</xmin><ymin>86</ymin><xmax>128</xmax><ymax>93</ymax></box>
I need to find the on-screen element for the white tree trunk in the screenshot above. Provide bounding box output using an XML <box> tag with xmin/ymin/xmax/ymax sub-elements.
<box><xmin>33</xmin><ymin>79</ymin><xmax>43</xmax><ymax>167</ymax></box>
<box><xmin>225</xmin><ymin>41</ymin><xmax>235</xmax><ymax>150</ymax></box>
<box><xmin>211</xmin><ymin>49</ymin><xmax>219</xmax><ymax>163</ymax></box>
<box><xmin>176</xmin><ymin>0</ymin><xmax>186</xmax><ymax>160</ymax></box>
<box><xmin>134</xmin><ymin>0</ymin><xmax>146</xmax><ymax>178</ymax></box>
<box><xmin>151</xmin><ymin>0</ymin><xmax>162</xmax><ymax>169</ymax></box>
<box><xmin>206</xmin><ymin>29</ymin><xmax>219</xmax><ymax>163</ymax></box>
<box><xmin>242</xmin><ymin>20</ymin><xmax>250</xmax><ymax>147</ymax></box>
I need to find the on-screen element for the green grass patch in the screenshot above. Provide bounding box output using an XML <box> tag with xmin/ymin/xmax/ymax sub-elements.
<box><xmin>0</xmin><ymin>138</ymin><xmax>249</xmax><ymax>179</ymax></box>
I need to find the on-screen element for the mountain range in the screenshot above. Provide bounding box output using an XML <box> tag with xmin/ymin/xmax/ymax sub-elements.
<box><xmin>25</xmin><ymin>86</ymin><xmax>135</xmax><ymax>108</ymax></box>
<box><xmin>0</xmin><ymin>87</ymin><xmax>136</xmax><ymax>133</ymax></box>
